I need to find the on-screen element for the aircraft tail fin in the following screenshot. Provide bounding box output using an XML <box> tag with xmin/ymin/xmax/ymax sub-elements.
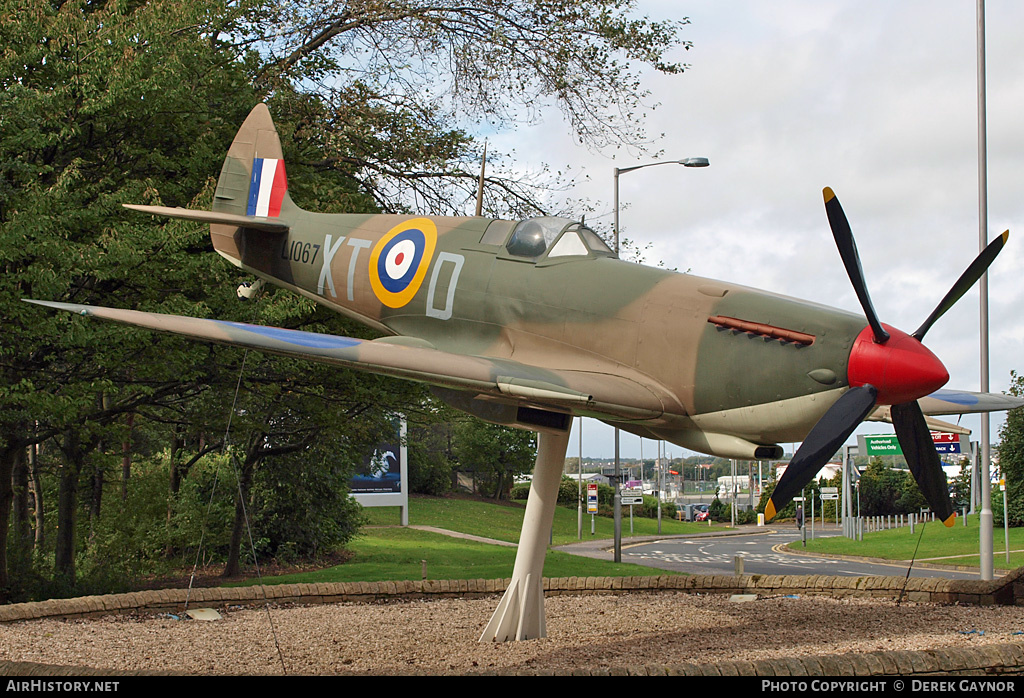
<box><xmin>208</xmin><ymin>104</ymin><xmax>297</xmax><ymax>262</ymax></box>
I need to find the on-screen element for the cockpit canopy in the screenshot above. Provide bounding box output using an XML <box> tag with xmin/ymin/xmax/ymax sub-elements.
<box><xmin>502</xmin><ymin>216</ymin><xmax>615</xmax><ymax>261</ymax></box>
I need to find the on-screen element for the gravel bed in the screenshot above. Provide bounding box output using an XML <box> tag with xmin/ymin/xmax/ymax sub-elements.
<box><xmin>0</xmin><ymin>593</ymin><xmax>1022</xmax><ymax>675</ymax></box>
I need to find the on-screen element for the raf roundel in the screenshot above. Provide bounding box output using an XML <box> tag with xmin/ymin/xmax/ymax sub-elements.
<box><xmin>369</xmin><ymin>218</ymin><xmax>438</xmax><ymax>308</ymax></box>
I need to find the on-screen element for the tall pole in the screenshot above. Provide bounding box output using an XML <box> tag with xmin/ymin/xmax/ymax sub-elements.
<box><xmin>730</xmin><ymin>459</ymin><xmax>736</xmax><ymax>527</ymax></box>
<box><xmin>657</xmin><ymin>441</ymin><xmax>663</xmax><ymax>534</ymax></box>
<box><xmin>577</xmin><ymin>417</ymin><xmax>583</xmax><ymax>540</ymax></box>
<box><xmin>612</xmin><ymin>168</ymin><xmax>622</xmax><ymax>562</ymax></box>
<box><xmin>977</xmin><ymin>0</ymin><xmax>994</xmax><ymax>581</ymax></box>
<box><xmin>612</xmin><ymin>157</ymin><xmax>709</xmax><ymax>561</ymax></box>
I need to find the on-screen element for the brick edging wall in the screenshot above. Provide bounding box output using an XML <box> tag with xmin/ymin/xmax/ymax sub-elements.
<box><xmin>3</xmin><ymin>569</ymin><xmax>1024</xmax><ymax>624</ymax></box>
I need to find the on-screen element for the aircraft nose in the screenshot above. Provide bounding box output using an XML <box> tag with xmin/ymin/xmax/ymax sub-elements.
<box><xmin>846</xmin><ymin>324</ymin><xmax>949</xmax><ymax>405</ymax></box>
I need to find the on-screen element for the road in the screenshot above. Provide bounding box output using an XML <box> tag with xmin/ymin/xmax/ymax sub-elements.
<box><xmin>556</xmin><ymin>524</ymin><xmax>987</xmax><ymax>580</ymax></box>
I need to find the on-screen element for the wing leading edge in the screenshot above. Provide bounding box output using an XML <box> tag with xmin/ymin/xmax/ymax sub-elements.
<box><xmin>867</xmin><ymin>389</ymin><xmax>1024</xmax><ymax>435</ymax></box>
<box><xmin>24</xmin><ymin>300</ymin><xmax>668</xmax><ymax>425</ymax></box>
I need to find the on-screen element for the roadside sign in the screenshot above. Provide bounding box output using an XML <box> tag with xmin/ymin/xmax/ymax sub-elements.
<box><xmin>931</xmin><ymin>432</ymin><xmax>962</xmax><ymax>454</ymax></box>
<box><xmin>860</xmin><ymin>434</ymin><xmax>903</xmax><ymax>456</ymax></box>
<box><xmin>820</xmin><ymin>486</ymin><xmax>839</xmax><ymax>501</ymax></box>
<box><xmin>587</xmin><ymin>483</ymin><xmax>598</xmax><ymax>513</ymax></box>
<box><xmin>860</xmin><ymin>432</ymin><xmax>964</xmax><ymax>457</ymax></box>
<box><xmin>621</xmin><ymin>487</ymin><xmax>644</xmax><ymax>506</ymax></box>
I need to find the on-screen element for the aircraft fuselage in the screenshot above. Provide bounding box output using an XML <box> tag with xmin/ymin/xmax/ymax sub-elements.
<box><xmin>216</xmin><ymin>204</ymin><xmax>869</xmax><ymax>455</ymax></box>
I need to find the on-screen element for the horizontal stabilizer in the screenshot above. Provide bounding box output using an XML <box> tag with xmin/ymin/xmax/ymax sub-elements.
<box><xmin>123</xmin><ymin>204</ymin><xmax>289</xmax><ymax>233</ymax></box>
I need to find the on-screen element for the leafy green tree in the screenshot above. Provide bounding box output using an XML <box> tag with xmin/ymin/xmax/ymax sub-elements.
<box><xmin>949</xmin><ymin>457</ymin><xmax>973</xmax><ymax>510</ymax></box>
<box><xmin>0</xmin><ymin>0</ymin><xmax>260</xmax><ymax>592</ymax></box>
<box><xmin>0</xmin><ymin>0</ymin><xmax>690</xmax><ymax>596</ymax></box>
<box><xmin>857</xmin><ymin>457</ymin><xmax>926</xmax><ymax>516</ymax></box>
<box><xmin>997</xmin><ymin>371</ymin><xmax>1024</xmax><ymax>526</ymax></box>
<box><xmin>406</xmin><ymin>406</ymin><xmax>463</xmax><ymax>496</ymax></box>
<box><xmin>248</xmin><ymin>438</ymin><xmax>366</xmax><ymax>564</ymax></box>
<box><xmin>708</xmin><ymin>497</ymin><xmax>729</xmax><ymax>522</ymax></box>
<box><xmin>455</xmin><ymin>422</ymin><xmax>536</xmax><ymax>500</ymax></box>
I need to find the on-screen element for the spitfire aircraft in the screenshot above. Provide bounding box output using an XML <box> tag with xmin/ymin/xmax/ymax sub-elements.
<box><xmin>27</xmin><ymin>104</ymin><xmax>1022</xmax><ymax>642</ymax></box>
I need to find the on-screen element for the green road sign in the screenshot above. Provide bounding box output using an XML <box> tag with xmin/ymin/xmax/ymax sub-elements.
<box><xmin>860</xmin><ymin>434</ymin><xmax>903</xmax><ymax>456</ymax></box>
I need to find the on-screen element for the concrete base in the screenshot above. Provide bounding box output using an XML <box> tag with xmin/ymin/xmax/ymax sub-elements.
<box><xmin>479</xmin><ymin>430</ymin><xmax>570</xmax><ymax>642</ymax></box>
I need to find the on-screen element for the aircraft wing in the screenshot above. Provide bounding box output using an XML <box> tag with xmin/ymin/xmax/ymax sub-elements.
<box><xmin>866</xmin><ymin>389</ymin><xmax>1024</xmax><ymax>435</ymax></box>
<box><xmin>917</xmin><ymin>389</ymin><xmax>1024</xmax><ymax>415</ymax></box>
<box><xmin>24</xmin><ymin>300</ymin><xmax>667</xmax><ymax>423</ymax></box>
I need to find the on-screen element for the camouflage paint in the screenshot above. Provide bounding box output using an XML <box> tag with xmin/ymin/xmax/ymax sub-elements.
<box><xmin>62</xmin><ymin>104</ymin><xmax>1020</xmax><ymax>461</ymax></box>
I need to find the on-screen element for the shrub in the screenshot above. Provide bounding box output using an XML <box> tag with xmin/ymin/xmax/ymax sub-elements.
<box><xmin>638</xmin><ymin>495</ymin><xmax>676</xmax><ymax>520</ymax></box>
<box><xmin>708</xmin><ymin>497</ymin><xmax>729</xmax><ymax>522</ymax></box>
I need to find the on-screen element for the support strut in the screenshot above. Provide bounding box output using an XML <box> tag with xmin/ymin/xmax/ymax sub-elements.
<box><xmin>479</xmin><ymin>429</ymin><xmax>571</xmax><ymax>642</ymax></box>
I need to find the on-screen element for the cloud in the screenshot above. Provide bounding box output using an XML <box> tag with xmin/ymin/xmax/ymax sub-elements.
<box><xmin>496</xmin><ymin>1</ymin><xmax>1024</xmax><ymax>459</ymax></box>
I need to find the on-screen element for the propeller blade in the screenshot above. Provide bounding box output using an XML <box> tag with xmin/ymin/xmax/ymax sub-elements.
<box><xmin>765</xmin><ymin>385</ymin><xmax>878</xmax><ymax>522</ymax></box>
<box><xmin>890</xmin><ymin>401</ymin><xmax>957</xmax><ymax>526</ymax></box>
<box><xmin>912</xmin><ymin>231</ymin><xmax>1009</xmax><ymax>341</ymax></box>
<box><xmin>823</xmin><ymin>188</ymin><xmax>890</xmax><ymax>344</ymax></box>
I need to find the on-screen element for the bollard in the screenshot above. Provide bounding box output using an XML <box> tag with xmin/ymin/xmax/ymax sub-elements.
<box><xmin>734</xmin><ymin>555</ymin><xmax>744</xmax><ymax>576</ymax></box>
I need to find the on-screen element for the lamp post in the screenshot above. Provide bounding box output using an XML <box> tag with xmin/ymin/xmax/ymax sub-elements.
<box><xmin>975</xmin><ymin>0</ymin><xmax>995</xmax><ymax>581</ymax></box>
<box><xmin>577</xmin><ymin>416</ymin><xmax>583</xmax><ymax>540</ymax></box>
<box><xmin>611</xmin><ymin>157</ymin><xmax>709</xmax><ymax>562</ymax></box>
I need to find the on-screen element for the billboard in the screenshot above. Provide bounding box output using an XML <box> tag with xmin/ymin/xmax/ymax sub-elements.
<box><xmin>350</xmin><ymin>416</ymin><xmax>409</xmax><ymax>518</ymax></box>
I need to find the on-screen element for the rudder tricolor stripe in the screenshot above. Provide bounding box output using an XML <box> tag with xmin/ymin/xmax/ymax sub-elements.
<box><xmin>247</xmin><ymin>158</ymin><xmax>287</xmax><ymax>217</ymax></box>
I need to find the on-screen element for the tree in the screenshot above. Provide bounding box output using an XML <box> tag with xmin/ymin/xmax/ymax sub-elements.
<box><xmin>0</xmin><ymin>0</ymin><xmax>690</xmax><ymax>595</ymax></box>
<box><xmin>949</xmin><ymin>457</ymin><xmax>973</xmax><ymax>510</ymax></box>
<box><xmin>0</xmin><ymin>0</ymin><xmax>261</xmax><ymax>592</ymax></box>
<box><xmin>856</xmin><ymin>457</ymin><xmax>926</xmax><ymax>517</ymax></box>
<box><xmin>997</xmin><ymin>371</ymin><xmax>1024</xmax><ymax>526</ymax></box>
<box><xmin>407</xmin><ymin>411</ymin><xmax>460</xmax><ymax>496</ymax></box>
<box><xmin>455</xmin><ymin>422</ymin><xmax>536</xmax><ymax>500</ymax></box>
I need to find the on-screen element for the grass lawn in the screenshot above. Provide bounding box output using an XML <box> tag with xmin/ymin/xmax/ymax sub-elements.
<box><xmin>232</xmin><ymin>494</ymin><xmax>713</xmax><ymax>586</ymax></box>
<box><xmin>233</xmin><ymin>526</ymin><xmax>676</xmax><ymax>586</ymax></box>
<box><xmin>362</xmin><ymin>494</ymin><xmax>725</xmax><ymax>545</ymax></box>
<box><xmin>792</xmin><ymin>514</ymin><xmax>1024</xmax><ymax>569</ymax></box>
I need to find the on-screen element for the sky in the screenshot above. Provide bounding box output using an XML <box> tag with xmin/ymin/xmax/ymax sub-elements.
<box><xmin>487</xmin><ymin>1</ymin><xmax>1024</xmax><ymax>461</ymax></box>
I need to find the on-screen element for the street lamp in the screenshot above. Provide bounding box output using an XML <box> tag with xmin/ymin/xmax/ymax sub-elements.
<box><xmin>976</xmin><ymin>0</ymin><xmax>994</xmax><ymax>582</ymax></box>
<box><xmin>611</xmin><ymin>156</ymin><xmax>710</xmax><ymax>563</ymax></box>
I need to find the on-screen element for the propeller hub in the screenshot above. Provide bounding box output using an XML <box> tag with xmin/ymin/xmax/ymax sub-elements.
<box><xmin>847</xmin><ymin>324</ymin><xmax>948</xmax><ymax>405</ymax></box>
